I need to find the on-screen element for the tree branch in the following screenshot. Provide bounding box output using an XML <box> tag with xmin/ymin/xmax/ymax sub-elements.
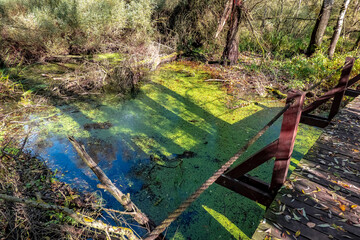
<box><xmin>68</xmin><ymin>136</ymin><xmax>157</xmax><ymax>233</ymax></box>
<box><xmin>0</xmin><ymin>193</ymin><xmax>139</xmax><ymax>240</ymax></box>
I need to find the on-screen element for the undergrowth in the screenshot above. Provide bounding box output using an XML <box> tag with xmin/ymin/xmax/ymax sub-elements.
<box><xmin>0</xmin><ymin>0</ymin><xmax>154</xmax><ymax>65</ymax></box>
<box><xmin>0</xmin><ymin>140</ymin><xmax>103</xmax><ymax>239</ymax></box>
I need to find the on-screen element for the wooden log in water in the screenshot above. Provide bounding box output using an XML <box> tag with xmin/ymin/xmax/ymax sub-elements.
<box><xmin>68</xmin><ymin>136</ymin><xmax>157</xmax><ymax>234</ymax></box>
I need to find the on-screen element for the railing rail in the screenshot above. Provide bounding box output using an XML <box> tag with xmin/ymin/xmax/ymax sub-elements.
<box><xmin>216</xmin><ymin>90</ymin><xmax>304</xmax><ymax>206</ymax></box>
<box><xmin>301</xmin><ymin>57</ymin><xmax>359</xmax><ymax>127</ymax></box>
<box><xmin>145</xmin><ymin>56</ymin><xmax>360</xmax><ymax>239</ymax></box>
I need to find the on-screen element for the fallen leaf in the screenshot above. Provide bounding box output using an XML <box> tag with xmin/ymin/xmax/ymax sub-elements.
<box><xmin>295</xmin><ymin>230</ymin><xmax>301</xmax><ymax>237</ymax></box>
<box><xmin>318</xmin><ymin>224</ymin><xmax>330</xmax><ymax>227</ymax></box>
<box><xmin>292</xmin><ymin>212</ymin><xmax>301</xmax><ymax>221</ymax></box>
<box><xmin>351</xmin><ymin>205</ymin><xmax>357</xmax><ymax>209</ymax></box>
<box><xmin>272</xmin><ymin>211</ymin><xmax>284</xmax><ymax>215</ymax></box>
<box><xmin>284</xmin><ymin>215</ymin><xmax>291</xmax><ymax>222</ymax></box>
<box><xmin>340</xmin><ymin>204</ymin><xmax>346</xmax><ymax>212</ymax></box>
<box><xmin>307</xmin><ymin>222</ymin><xmax>316</xmax><ymax>228</ymax></box>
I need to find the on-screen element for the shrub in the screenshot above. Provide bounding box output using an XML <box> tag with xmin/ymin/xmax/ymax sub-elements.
<box><xmin>0</xmin><ymin>0</ymin><xmax>155</xmax><ymax>65</ymax></box>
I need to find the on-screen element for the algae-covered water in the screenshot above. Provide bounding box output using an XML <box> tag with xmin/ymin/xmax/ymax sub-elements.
<box><xmin>25</xmin><ymin>62</ymin><xmax>322</xmax><ymax>239</ymax></box>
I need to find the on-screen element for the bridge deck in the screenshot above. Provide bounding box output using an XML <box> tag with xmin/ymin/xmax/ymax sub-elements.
<box><xmin>252</xmin><ymin>97</ymin><xmax>360</xmax><ymax>240</ymax></box>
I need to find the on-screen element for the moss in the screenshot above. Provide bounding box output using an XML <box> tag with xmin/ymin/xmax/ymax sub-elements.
<box><xmin>14</xmin><ymin>60</ymin><xmax>323</xmax><ymax>239</ymax></box>
<box><xmin>93</xmin><ymin>53</ymin><xmax>124</xmax><ymax>62</ymax></box>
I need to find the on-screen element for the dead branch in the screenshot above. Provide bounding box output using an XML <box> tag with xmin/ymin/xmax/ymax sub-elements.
<box><xmin>215</xmin><ymin>0</ymin><xmax>233</xmax><ymax>38</ymax></box>
<box><xmin>204</xmin><ymin>79</ymin><xmax>230</xmax><ymax>82</ymax></box>
<box><xmin>0</xmin><ymin>193</ymin><xmax>139</xmax><ymax>240</ymax></box>
<box><xmin>68</xmin><ymin>136</ymin><xmax>157</xmax><ymax>233</ymax></box>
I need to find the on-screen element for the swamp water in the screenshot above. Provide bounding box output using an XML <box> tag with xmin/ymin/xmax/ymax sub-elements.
<box><xmin>24</xmin><ymin>62</ymin><xmax>322</xmax><ymax>239</ymax></box>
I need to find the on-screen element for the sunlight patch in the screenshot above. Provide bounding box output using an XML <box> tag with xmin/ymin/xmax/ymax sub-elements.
<box><xmin>202</xmin><ymin>205</ymin><xmax>250</xmax><ymax>240</ymax></box>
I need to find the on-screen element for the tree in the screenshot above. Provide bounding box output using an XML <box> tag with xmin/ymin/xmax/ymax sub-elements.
<box><xmin>328</xmin><ymin>0</ymin><xmax>351</xmax><ymax>59</ymax></box>
<box><xmin>306</xmin><ymin>0</ymin><xmax>334</xmax><ymax>56</ymax></box>
<box><xmin>221</xmin><ymin>0</ymin><xmax>243</xmax><ymax>65</ymax></box>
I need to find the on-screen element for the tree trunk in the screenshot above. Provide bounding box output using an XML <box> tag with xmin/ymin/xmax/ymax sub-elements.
<box><xmin>221</xmin><ymin>0</ymin><xmax>243</xmax><ymax>66</ymax></box>
<box><xmin>328</xmin><ymin>0</ymin><xmax>351</xmax><ymax>59</ymax></box>
<box><xmin>306</xmin><ymin>0</ymin><xmax>335</xmax><ymax>56</ymax></box>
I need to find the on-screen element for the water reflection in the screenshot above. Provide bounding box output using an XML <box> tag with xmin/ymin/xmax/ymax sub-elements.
<box><xmin>23</xmin><ymin>65</ymin><xmax>322</xmax><ymax>240</ymax></box>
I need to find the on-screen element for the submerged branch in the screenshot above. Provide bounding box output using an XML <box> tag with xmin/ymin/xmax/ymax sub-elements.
<box><xmin>68</xmin><ymin>136</ymin><xmax>157</xmax><ymax>234</ymax></box>
<box><xmin>0</xmin><ymin>193</ymin><xmax>139</xmax><ymax>240</ymax></box>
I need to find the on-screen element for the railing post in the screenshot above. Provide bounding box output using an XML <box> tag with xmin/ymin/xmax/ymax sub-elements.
<box><xmin>270</xmin><ymin>90</ymin><xmax>305</xmax><ymax>193</ymax></box>
<box><xmin>328</xmin><ymin>57</ymin><xmax>355</xmax><ymax>120</ymax></box>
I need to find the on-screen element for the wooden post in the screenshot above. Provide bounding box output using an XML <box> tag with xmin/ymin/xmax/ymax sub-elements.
<box><xmin>270</xmin><ymin>90</ymin><xmax>305</xmax><ymax>193</ymax></box>
<box><xmin>328</xmin><ymin>57</ymin><xmax>355</xmax><ymax>120</ymax></box>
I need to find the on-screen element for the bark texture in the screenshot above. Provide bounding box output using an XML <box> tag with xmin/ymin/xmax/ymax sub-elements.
<box><xmin>307</xmin><ymin>0</ymin><xmax>334</xmax><ymax>56</ymax></box>
<box><xmin>221</xmin><ymin>0</ymin><xmax>242</xmax><ymax>66</ymax></box>
<box><xmin>328</xmin><ymin>0</ymin><xmax>351</xmax><ymax>59</ymax></box>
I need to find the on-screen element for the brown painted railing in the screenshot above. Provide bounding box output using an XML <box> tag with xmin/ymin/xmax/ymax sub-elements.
<box><xmin>216</xmin><ymin>56</ymin><xmax>360</xmax><ymax>207</ymax></box>
<box><xmin>216</xmin><ymin>90</ymin><xmax>304</xmax><ymax>206</ymax></box>
<box><xmin>301</xmin><ymin>57</ymin><xmax>360</xmax><ymax>127</ymax></box>
<box><xmin>146</xmin><ymin>56</ymin><xmax>360</xmax><ymax>239</ymax></box>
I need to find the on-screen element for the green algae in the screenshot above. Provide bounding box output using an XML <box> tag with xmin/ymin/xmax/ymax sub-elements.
<box><xmin>93</xmin><ymin>53</ymin><xmax>123</xmax><ymax>62</ymax></box>
<box><xmin>22</xmin><ymin>61</ymin><xmax>323</xmax><ymax>239</ymax></box>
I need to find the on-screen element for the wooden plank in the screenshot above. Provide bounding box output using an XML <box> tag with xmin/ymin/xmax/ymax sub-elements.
<box><xmin>347</xmin><ymin>73</ymin><xmax>360</xmax><ymax>87</ymax></box>
<box><xmin>216</xmin><ymin>174</ymin><xmax>273</xmax><ymax>206</ymax></box>
<box><xmin>265</xmin><ymin>205</ymin><xmax>332</xmax><ymax>240</ymax></box>
<box><xmin>270</xmin><ymin>91</ymin><xmax>305</xmax><ymax>192</ymax></box>
<box><xmin>253</xmin><ymin>95</ymin><xmax>360</xmax><ymax>240</ymax></box>
<box><xmin>302</xmin><ymin>87</ymin><xmax>346</xmax><ymax>115</ymax></box>
<box><xmin>314</xmin><ymin>142</ymin><xmax>360</xmax><ymax>161</ymax></box>
<box><xmin>225</xmin><ymin>139</ymin><xmax>278</xmax><ymax>178</ymax></box>
<box><xmin>285</xmin><ymin>175</ymin><xmax>360</xmax><ymax>223</ymax></box>
<box><xmin>300</xmin><ymin>114</ymin><xmax>330</xmax><ymax>128</ymax></box>
<box><xmin>278</xmin><ymin>193</ymin><xmax>360</xmax><ymax>236</ymax></box>
<box><xmin>345</xmin><ymin>89</ymin><xmax>360</xmax><ymax>97</ymax></box>
<box><xmin>251</xmin><ymin>219</ymin><xmax>300</xmax><ymax>240</ymax></box>
<box><xmin>291</xmin><ymin>165</ymin><xmax>360</xmax><ymax>205</ymax></box>
<box><xmin>296</xmin><ymin>158</ymin><xmax>360</xmax><ymax>191</ymax></box>
<box><xmin>304</xmin><ymin>146</ymin><xmax>360</xmax><ymax>170</ymax></box>
<box><xmin>267</xmin><ymin>195</ymin><xmax>360</xmax><ymax>240</ymax></box>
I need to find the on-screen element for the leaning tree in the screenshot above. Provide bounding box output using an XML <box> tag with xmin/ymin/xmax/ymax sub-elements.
<box><xmin>216</xmin><ymin>0</ymin><xmax>244</xmax><ymax>65</ymax></box>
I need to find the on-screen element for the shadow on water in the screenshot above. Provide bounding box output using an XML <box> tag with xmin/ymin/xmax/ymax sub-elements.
<box><xmin>4</xmin><ymin>63</ymin><xmax>322</xmax><ymax>239</ymax></box>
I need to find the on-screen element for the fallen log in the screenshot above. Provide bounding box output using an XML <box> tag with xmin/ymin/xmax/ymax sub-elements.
<box><xmin>68</xmin><ymin>136</ymin><xmax>157</xmax><ymax>233</ymax></box>
<box><xmin>0</xmin><ymin>193</ymin><xmax>139</xmax><ymax>240</ymax></box>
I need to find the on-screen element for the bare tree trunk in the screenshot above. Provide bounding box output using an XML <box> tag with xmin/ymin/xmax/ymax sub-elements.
<box><xmin>215</xmin><ymin>0</ymin><xmax>233</xmax><ymax>38</ymax></box>
<box><xmin>306</xmin><ymin>0</ymin><xmax>335</xmax><ymax>56</ymax></box>
<box><xmin>221</xmin><ymin>0</ymin><xmax>243</xmax><ymax>66</ymax></box>
<box><xmin>328</xmin><ymin>0</ymin><xmax>351</xmax><ymax>59</ymax></box>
